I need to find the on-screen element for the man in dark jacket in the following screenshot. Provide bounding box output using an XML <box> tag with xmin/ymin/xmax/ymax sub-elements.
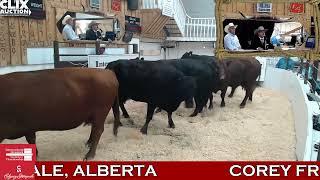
<box><xmin>86</xmin><ymin>21</ymin><xmax>102</xmax><ymax>40</ymax></box>
<box><xmin>251</xmin><ymin>26</ymin><xmax>269</xmax><ymax>50</ymax></box>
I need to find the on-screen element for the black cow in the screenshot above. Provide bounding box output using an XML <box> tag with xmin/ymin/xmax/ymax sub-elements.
<box><xmin>106</xmin><ymin>60</ymin><xmax>196</xmax><ymax>134</ymax></box>
<box><xmin>181</xmin><ymin>51</ymin><xmax>261</xmax><ymax>108</ymax></box>
<box><xmin>157</xmin><ymin>58</ymin><xmax>225</xmax><ymax>117</ymax></box>
<box><xmin>180</xmin><ymin>52</ymin><xmax>226</xmax><ymax>109</ymax></box>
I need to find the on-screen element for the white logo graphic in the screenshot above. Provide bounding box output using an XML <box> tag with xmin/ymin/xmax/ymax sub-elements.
<box><xmin>0</xmin><ymin>0</ymin><xmax>31</xmax><ymax>16</ymax></box>
<box><xmin>5</xmin><ymin>148</ymin><xmax>33</xmax><ymax>161</ymax></box>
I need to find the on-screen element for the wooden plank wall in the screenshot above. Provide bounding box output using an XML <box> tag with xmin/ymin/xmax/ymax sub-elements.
<box><xmin>0</xmin><ymin>0</ymin><xmax>142</xmax><ymax>67</ymax></box>
<box><xmin>221</xmin><ymin>2</ymin><xmax>313</xmax><ymax>19</ymax></box>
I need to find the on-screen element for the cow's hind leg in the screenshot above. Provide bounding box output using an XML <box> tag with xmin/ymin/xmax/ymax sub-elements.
<box><xmin>240</xmin><ymin>86</ymin><xmax>253</xmax><ymax>108</ymax></box>
<box><xmin>220</xmin><ymin>88</ymin><xmax>227</xmax><ymax>107</ymax></box>
<box><xmin>190</xmin><ymin>95</ymin><xmax>206</xmax><ymax>117</ymax></box>
<box><xmin>228</xmin><ymin>86</ymin><xmax>237</xmax><ymax>98</ymax></box>
<box><xmin>25</xmin><ymin>132</ymin><xmax>38</xmax><ymax>157</ymax></box>
<box><xmin>249</xmin><ymin>94</ymin><xmax>253</xmax><ymax>101</ymax></box>
<box><xmin>120</xmin><ymin>102</ymin><xmax>130</xmax><ymax>119</ymax></box>
<box><xmin>86</xmin><ymin>125</ymin><xmax>94</xmax><ymax>148</ymax></box>
<box><xmin>84</xmin><ymin>109</ymin><xmax>109</xmax><ymax>161</ymax></box>
<box><xmin>140</xmin><ymin>104</ymin><xmax>156</xmax><ymax>135</ymax></box>
<box><xmin>167</xmin><ymin>112</ymin><xmax>175</xmax><ymax>128</ymax></box>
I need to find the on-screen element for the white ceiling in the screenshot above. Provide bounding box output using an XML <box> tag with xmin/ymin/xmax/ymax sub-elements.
<box><xmin>181</xmin><ymin>0</ymin><xmax>215</xmax><ymax>18</ymax></box>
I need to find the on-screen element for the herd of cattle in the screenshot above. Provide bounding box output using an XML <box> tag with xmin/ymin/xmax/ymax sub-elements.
<box><xmin>0</xmin><ymin>52</ymin><xmax>261</xmax><ymax>160</ymax></box>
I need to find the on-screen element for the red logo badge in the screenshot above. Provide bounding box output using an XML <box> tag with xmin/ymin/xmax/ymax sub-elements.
<box><xmin>0</xmin><ymin>144</ymin><xmax>36</xmax><ymax>180</ymax></box>
<box><xmin>290</xmin><ymin>3</ymin><xmax>304</xmax><ymax>14</ymax></box>
<box><xmin>112</xmin><ymin>0</ymin><xmax>121</xmax><ymax>12</ymax></box>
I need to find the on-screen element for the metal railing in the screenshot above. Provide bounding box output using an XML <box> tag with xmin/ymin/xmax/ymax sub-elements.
<box><xmin>142</xmin><ymin>0</ymin><xmax>216</xmax><ymax>41</ymax></box>
<box><xmin>172</xmin><ymin>0</ymin><xmax>186</xmax><ymax>36</ymax></box>
<box><xmin>142</xmin><ymin>0</ymin><xmax>163</xmax><ymax>9</ymax></box>
<box><xmin>53</xmin><ymin>40</ymin><xmax>137</xmax><ymax>68</ymax></box>
<box><xmin>185</xmin><ymin>16</ymin><xmax>216</xmax><ymax>41</ymax></box>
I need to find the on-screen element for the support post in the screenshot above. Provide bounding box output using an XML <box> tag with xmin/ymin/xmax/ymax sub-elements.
<box><xmin>53</xmin><ymin>41</ymin><xmax>60</xmax><ymax>68</ymax></box>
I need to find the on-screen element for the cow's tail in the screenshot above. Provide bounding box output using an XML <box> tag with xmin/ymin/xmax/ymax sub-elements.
<box><xmin>112</xmin><ymin>96</ymin><xmax>120</xmax><ymax>136</ymax></box>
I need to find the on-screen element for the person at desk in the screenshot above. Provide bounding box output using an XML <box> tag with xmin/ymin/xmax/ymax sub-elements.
<box><xmin>86</xmin><ymin>21</ymin><xmax>102</xmax><ymax>40</ymax></box>
<box><xmin>224</xmin><ymin>23</ymin><xmax>242</xmax><ymax>51</ymax></box>
<box><xmin>251</xmin><ymin>26</ymin><xmax>269</xmax><ymax>50</ymax></box>
<box><xmin>62</xmin><ymin>15</ymin><xmax>80</xmax><ymax>40</ymax></box>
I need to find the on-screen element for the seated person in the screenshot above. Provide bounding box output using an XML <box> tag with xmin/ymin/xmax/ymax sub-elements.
<box><xmin>224</xmin><ymin>23</ymin><xmax>241</xmax><ymax>51</ymax></box>
<box><xmin>62</xmin><ymin>15</ymin><xmax>80</xmax><ymax>40</ymax></box>
<box><xmin>86</xmin><ymin>21</ymin><xmax>102</xmax><ymax>40</ymax></box>
<box><xmin>251</xmin><ymin>26</ymin><xmax>270</xmax><ymax>50</ymax></box>
<box><xmin>270</xmin><ymin>27</ymin><xmax>283</xmax><ymax>47</ymax></box>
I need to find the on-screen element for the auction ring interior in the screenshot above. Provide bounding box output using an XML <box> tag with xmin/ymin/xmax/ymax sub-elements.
<box><xmin>215</xmin><ymin>0</ymin><xmax>320</xmax><ymax>61</ymax></box>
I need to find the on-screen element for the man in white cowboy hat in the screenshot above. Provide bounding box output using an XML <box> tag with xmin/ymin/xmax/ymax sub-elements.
<box><xmin>62</xmin><ymin>15</ymin><xmax>80</xmax><ymax>41</ymax></box>
<box><xmin>251</xmin><ymin>26</ymin><xmax>269</xmax><ymax>50</ymax></box>
<box><xmin>86</xmin><ymin>21</ymin><xmax>102</xmax><ymax>40</ymax></box>
<box><xmin>224</xmin><ymin>22</ymin><xmax>241</xmax><ymax>51</ymax></box>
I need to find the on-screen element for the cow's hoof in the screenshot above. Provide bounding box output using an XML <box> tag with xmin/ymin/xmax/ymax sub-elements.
<box><xmin>123</xmin><ymin>114</ymin><xmax>130</xmax><ymax>119</ymax></box>
<box><xmin>140</xmin><ymin>128</ymin><xmax>147</xmax><ymax>135</ymax></box>
<box><xmin>83</xmin><ymin>153</ymin><xmax>95</xmax><ymax>161</ymax></box>
<box><xmin>240</xmin><ymin>104</ymin><xmax>245</xmax><ymax>109</ymax></box>
<box><xmin>228</xmin><ymin>95</ymin><xmax>233</xmax><ymax>98</ymax></box>
<box><xmin>209</xmin><ymin>105</ymin><xmax>213</xmax><ymax>110</ymax></box>
<box><xmin>189</xmin><ymin>113</ymin><xmax>198</xmax><ymax>117</ymax></box>
<box><xmin>168</xmin><ymin>124</ymin><xmax>175</xmax><ymax>129</ymax></box>
<box><xmin>220</xmin><ymin>103</ymin><xmax>225</xmax><ymax>107</ymax></box>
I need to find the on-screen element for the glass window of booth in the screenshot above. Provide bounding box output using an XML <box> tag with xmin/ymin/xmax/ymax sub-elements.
<box><xmin>223</xmin><ymin>18</ymin><xmax>312</xmax><ymax>51</ymax></box>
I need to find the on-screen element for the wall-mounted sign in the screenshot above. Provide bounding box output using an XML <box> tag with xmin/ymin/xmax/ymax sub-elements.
<box><xmin>0</xmin><ymin>0</ymin><xmax>45</xmax><ymax>19</ymax></box>
<box><xmin>89</xmin><ymin>0</ymin><xmax>100</xmax><ymax>9</ymax></box>
<box><xmin>290</xmin><ymin>3</ymin><xmax>304</xmax><ymax>14</ymax></box>
<box><xmin>112</xmin><ymin>0</ymin><xmax>121</xmax><ymax>11</ymax></box>
<box><xmin>125</xmin><ymin>16</ymin><xmax>141</xmax><ymax>33</ymax></box>
<box><xmin>27</xmin><ymin>0</ymin><xmax>46</xmax><ymax>19</ymax></box>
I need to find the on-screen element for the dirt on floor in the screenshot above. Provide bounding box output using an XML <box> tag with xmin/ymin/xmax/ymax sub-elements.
<box><xmin>4</xmin><ymin>87</ymin><xmax>297</xmax><ymax>161</ymax></box>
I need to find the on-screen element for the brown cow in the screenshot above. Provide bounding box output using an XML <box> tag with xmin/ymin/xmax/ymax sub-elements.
<box><xmin>0</xmin><ymin>68</ymin><xmax>120</xmax><ymax>160</ymax></box>
<box><xmin>209</xmin><ymin>57</ymin><xmax>261</xmax><ymax>108</ymax></box>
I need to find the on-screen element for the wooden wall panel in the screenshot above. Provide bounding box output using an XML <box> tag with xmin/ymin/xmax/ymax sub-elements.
<box><xmin>29</xmin><ymin>19</ymin><xmax>39</xmax><ymax>42</ymax></box>
<box><xmin>0</xmin><ymin>0</ymin><xmax>144</xmax><ymax>66</ymax></box>
<box><xmin>38</xmin><ymin>20</ymin><xmax>47</xmax><ymax>42</ymax></box>
<box><xmin>237</xmin><ymin>3</ymin><xmax>246</xmax><ymax>14</ymax></box>
<box><xmin>245</xmin><ymin>3</ymin><xmax>254</xmax><ymax>14</ymax></box>
<box><xmin>8</xmin><ymin>17</ymin><xmax>21</xmax><ymax>65</ymax></box>
<box><xmin>19</xmin><ymin>18</ymin><xmax>29</xmax><ymax>64</ymax></box>
<box><xmin>232</xmin><ymin>2</ymin><xmax>237</xmax><ymax>13</ymax></box>
<box><xmin>46</xmin><ymin>7</ymin><xmax>56</xmax><ymax>42</ymax></box>
<box><xmin>68</xmin><ymin>0</ymin><xmax>75</xmax><ymax>9</ymax></box>
<box><xmin>0</xmin><ymin>17</ymin><xmax>10</xmax><ymax>66</ymax></box>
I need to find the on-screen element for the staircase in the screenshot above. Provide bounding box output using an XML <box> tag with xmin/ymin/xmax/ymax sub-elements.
<box><xmin>142</xmin><ymin>0</ymin><xmax>216</xmax><ymax>42</ymax></box>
